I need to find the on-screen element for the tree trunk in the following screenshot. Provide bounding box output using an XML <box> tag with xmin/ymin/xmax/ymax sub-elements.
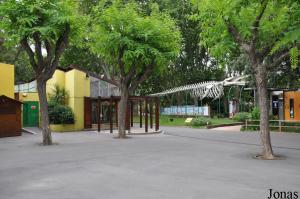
<box><xmin>118</xmin><ymin>86</ymin><xmax>129</xmax><ymax>138</ymax></box>
<box><xmin>37</xmin><ymin>79</ymin><xmax>52</xmax><ymax>145</ymax></box>
<box><xmin>255</xmin><ymin>64</ymin><xmax>274</xmax><ymax>159</ymax></box>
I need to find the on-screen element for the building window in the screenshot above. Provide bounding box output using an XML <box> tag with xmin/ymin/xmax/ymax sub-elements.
<box><xmin>290</xmin><ymin>98</ymin><xmax>294</xmax><ymax>118</ymax></box>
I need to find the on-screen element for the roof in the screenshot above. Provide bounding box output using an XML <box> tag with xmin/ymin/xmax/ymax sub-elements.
<box><xmin>69</xmin><ymin>65</ymin><xmax>118</xmax><ymax>86</ymax></box>
<box><xmin>15</xmin><ymin>65</ymin><xmax>118</xmax><ymax>86</ymax></box>
<box><xmin>0</xmin><ymin>95</ymin><xmax>23</xmax><ymax>104</ymax></box>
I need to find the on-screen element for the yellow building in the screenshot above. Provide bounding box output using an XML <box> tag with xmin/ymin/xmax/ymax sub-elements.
<box><xmin>284</xmin><ymin>91</ymin><xmax>300</xmax><ymax>121</ymax></box>
<box><xmin>15</xmin><ymin>67</ymin><xmax>91</xmax><ymax>131</ymax></box>
<box><xmin>0</xmin><ymin>63</ymin><xmax>14</xmax><ymax>98</ymax></box>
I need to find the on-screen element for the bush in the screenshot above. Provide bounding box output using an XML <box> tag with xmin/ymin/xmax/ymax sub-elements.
<box><xmin>48</xmin><ymin>102</ymin><xmax>75</xmax><ymax>124</ymax></box>
<box><xmin>191</xmin><ymin>117</ymin><xmax>212</xmax><ymax>127</ymax></box>
<box><xmin>251</xmin><ymin>107</ymin><xmax>260</xmax><ymax>119</ymax></box>
<box><xmin>232</xmin><ymin>112</ymin><xmax>251</xmax><ymax>122</ymax></box>
<box><xmin>250</xmin><ymin>107</ymin><xmax>275</xmax><ymax>120</ymax></box>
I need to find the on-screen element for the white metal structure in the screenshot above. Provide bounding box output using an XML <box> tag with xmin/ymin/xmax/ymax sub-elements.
<box><xmin>150</xmin><ymin>76</ymin><xmax>246</xmax><ymax>100</ymax></box>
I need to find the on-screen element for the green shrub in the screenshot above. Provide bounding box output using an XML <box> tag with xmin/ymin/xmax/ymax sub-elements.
<box><xmin>48</xmin><ymin>102</ymin><xmax>75</xmax><ymax>124</ymax></box>
<box><xmin>191</xmin><ymin>117</ymin><xmax>212</xmax><ymax>127</ymax></box>
<box><xmin>232</xmin><ymin>112</ymin><xmax>251</xmax><ymax>122</ymax></box>
<box><xmin>251</xmin><ymin>107</ymin><xmax>260</xmax><ymax>119</ymax></box>
<box><xmin>250</xmin><ymin>107</ymin><xmax>275</xmax><ymax>120</ymax></box>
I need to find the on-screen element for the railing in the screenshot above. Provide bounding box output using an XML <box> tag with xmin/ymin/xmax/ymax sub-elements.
<box><xmin>245</xmin><ymin>120</ymin><xmax>300</xmax><ymax>132</ymax></box>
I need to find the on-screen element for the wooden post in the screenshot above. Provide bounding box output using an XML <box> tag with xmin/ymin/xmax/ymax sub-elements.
<box><xmin>115</xmin><ymin>99</ymin><xmax>118</xmax><ymax>127</ymax></box>
<box><xmin>155</xmin><ymin>97</ymin><xmax>160</xmax><ymax>131</ymax></box>
<box><xmin>98</xmin><ymin>97</ymin><xmax>101</xmax><ymax>132</ymax></box>
<box><xmin>131</xmin><ymin>101</ymin><xmax>134</xmax><ymax>127</ymax></box>
<box><xmin>245</xmin><ymin>119</ymin><xmax>248</xmax><ymax>131</ymax></box>
<box><xmin>279</xmin><ymin>120</ymin><xmax>282</xmax><ymax>132</ymax></box>
<box><xmin>109</xmin><ymin>96</ymin><xmax>113</xmax><ymax>133</ymax></box>
<box><xmin>139</xmin><ymin>100</ymin><xmax>143</xmax><ymax>128</ymax></box>
<box><xmin>125</xmin><ymin>101</ymin><xmax>130</xmax><ymax>131</ymax></box>
<box><xmin>145</xmin><ymin>98</ymin><xmax>148</xmax><ymax>133</ymax></box>
<box><xmin>150</xmin><ymin>99</ymin><xmax>153</xmax><ymax>129</ymax></box>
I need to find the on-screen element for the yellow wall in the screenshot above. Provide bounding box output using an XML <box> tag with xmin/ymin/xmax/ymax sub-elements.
<box><xmin>16</xmin><ymin>68</ymin><xmax>90</xmax><ymax>131</ymax></box>
<box><xmin>64</xmin><ymin>69</ymin><xmax>90</xmax><ymax>131</ymax></box>
<box><xmin>17</xmin><ymin>92</ymin><xmax>39</xmax><ymax>102</ymax></box>
<box><xmin>46</xmin><ymin>70</ymin><xmax>66</xmax><ymax>96</ymax></box>
<box><xmin>0</xmin><ymin>63</ymin><xmax>14</xmax><ymax>98</ymax></box>
<box><xmin>284</xmin><ymin>91</ymin><xmax>300</xmax><ymax>121</ymax></box>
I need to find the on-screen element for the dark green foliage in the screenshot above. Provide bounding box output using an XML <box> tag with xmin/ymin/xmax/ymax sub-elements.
<box><xmin>136</xmin><ymin>0</ymin><xmax>225</xmax><ymax>96</ymax></box>
<box><xmin>48</xmin><ymin>85</ymin><xmax>74</xmax><ymax>124</ymax></box>
<box><xmin>251</xmin><ymin>107</ymin><xmax>260</xmax><ymax>120</ymax></box>
<box><xmin>191</xmin><ymin>117</ymin><xmax>212</xmax><ymax>127</ymax></box>
<box><xmin>60</xmin><ymin>46</ymin><xmax>104</xmax><ymax>74</ymax></box>
<box><xmin>49</xmin><ymin>85</ymin><xmax>69</xmax><ymax>105</ymax></box>
<box><xmin>232</xmin><ymin>112</ymin><xmax>251</xmax><ymax>122</ymax></box>
<box><xmin>48</xmin><ymin>102</ymin><xmax>75</xmax><ymax>124</ymax></box>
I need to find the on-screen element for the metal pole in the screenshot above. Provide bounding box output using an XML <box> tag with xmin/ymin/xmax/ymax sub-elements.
<box><xmin>218</xmin><ymin>97</ymin><xmax>221</xmax><ymax>116</ymax></box>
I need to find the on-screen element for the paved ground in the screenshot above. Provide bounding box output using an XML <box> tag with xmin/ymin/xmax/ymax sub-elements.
<box><xmin>210</xmin><ymin>125</ymin><xmax>242</xmax><ymax>132</ymax></box>
<box><xmin>0</xmin><ymin>127</ymin><xmax>299</xmax><ymax>199</ymax></box>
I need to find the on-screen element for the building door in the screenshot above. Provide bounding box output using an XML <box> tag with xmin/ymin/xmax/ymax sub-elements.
<box><xmin>23</xmin><ymin>101</ymin><xmax>39</xmax><ymax>127</ymax></box>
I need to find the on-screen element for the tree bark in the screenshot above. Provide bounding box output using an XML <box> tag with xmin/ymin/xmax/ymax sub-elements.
<box><xmin>255</xmin><ymin>64</ymin><xmax>274</xmax><ymax>159</ymax></box>
<box><xmin>118</xmin><ymin>85</ymin><xmax>129</xmax><ymax>138</ymax></box>
<box><xmin>37</xmin><ymin>79</ymin><xmax>52</xmax><ymax>145</ymax></box>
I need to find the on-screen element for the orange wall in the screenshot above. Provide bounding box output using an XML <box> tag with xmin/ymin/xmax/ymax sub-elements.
<box><xmin>284</xmin><ymin>91</ymin><xmax>300</xmax><ymax>121</ymax></box>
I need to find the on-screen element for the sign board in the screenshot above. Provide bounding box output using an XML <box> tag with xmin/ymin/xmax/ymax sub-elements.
<box><xmin>161</xmin><ymin>106</ymin><xmax>209</xmax><ymax>116</ymax></box>
<box><xmin>185</xmin><ymin>118</ymin><xmax>193</xmax><ymax>123</ymax></box>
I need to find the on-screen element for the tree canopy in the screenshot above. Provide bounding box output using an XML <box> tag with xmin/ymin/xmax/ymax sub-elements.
<box><xmin>89</xmin><ymin>2</ymin><xmax>181</xmax><ymax>88</ymax></box>
<box><xmin>194</xmin><ymin>0</ymin><xmax>299</xmax><ymax>66</ymax></box>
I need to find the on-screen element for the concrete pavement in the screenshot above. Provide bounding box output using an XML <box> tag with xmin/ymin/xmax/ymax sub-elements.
<box><xmin>0</xmin><ymin>126</ymin><xmax>299</xmax><ymax>199</ymax></box>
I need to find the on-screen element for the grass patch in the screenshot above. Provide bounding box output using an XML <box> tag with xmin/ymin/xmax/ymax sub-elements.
<box><xmin>133</xmin><ymin>115</ymin><xmax>236</xmax><ymax>127</ymax></box>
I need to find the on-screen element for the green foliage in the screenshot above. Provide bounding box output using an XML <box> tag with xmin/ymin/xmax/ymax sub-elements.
<box><xmin>48</xmin><ymin>102</ymin><xmax>75</xmax><ymax>124</ymax></box>
<box><xmin>251</xmin><ymin>107</ymin><xmax>260</xmax><ymax>120</ymax></box>
<box><xmin>88</xmin><ymin>1</ymin><xmax>181</xmax><ymax>75</ymax></box>
<box><xmin>193</xmin><ymin>0</ymin><xmax>300</xmax><ymax>63</ymax></box>
<box><xmin>49</xmin><ymin>85</ymin><xmax>69</xmax><ymax>105</ymax></box>
<box><xmin>0</xmin><ymin>0</ymin><xmax>83</xmax><ymax>46</ymax></box>
<box><xmin>48</xmin><ymin>85</ymin><xmax>74</xmax><ymax>124</ymax></box>
<box><xmin>232</xmin><ymin>112</ymin><xmax>251</xmax><ymax>122</ymax></box>
<box><xmin>0</xmin><ymin>46</ymin><xmax>34</xmax><ymax>83</ymax></box>
<box><xmin>137</xmin><ymin>0</ymin><xmax>225</xmax><ymax>96</ymax></box>
<box><xmin>191</xmin><ymin>117</ymin><xmax>212</xmax><ymax>127</ymax></box>
<box><xmin>290</xmin><ymin>47</ymin><xmax>299</xmax><ymax>69</ymax></box>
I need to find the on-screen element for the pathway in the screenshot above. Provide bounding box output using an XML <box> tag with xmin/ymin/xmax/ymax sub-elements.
<box><xmin>210</xmin><ymin>125</ymin><xmax>242</xmax><ymax>132</ymax></box>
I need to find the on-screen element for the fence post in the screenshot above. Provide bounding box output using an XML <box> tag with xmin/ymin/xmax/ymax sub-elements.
<box><xmin>279</xmin><ymin>120</ymin><xmax>282</xmax><ymax>132</ymax></box>
<box><xmin>245</xmin><ymin>120</ymin><xmax>248</xmax><ymax>131</ymax></box>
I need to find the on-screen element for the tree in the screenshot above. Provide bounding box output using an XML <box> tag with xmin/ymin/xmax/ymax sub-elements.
<box><xmin>194</xmin><ymin>0</ymin><xmax>300</xmax><ymax>159</ymax></box>
<box><xmin>136</xmin><ymin>0</ymin><xmax>225</xmax><ymax>97</ymax></box>
<box><xmin>0</xmin><ymin>0</ymin><xmax>82</xmax><ymax>145</ymax></box>
<box><xmin>88</xmin><ymin>2</ymin><xmax>181</xmax><ymax>138</ymax></box>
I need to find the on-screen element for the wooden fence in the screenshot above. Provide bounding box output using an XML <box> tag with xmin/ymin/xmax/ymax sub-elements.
<box><xmin>245</xmin><ymin>120</ymin><xmax>300</xmax><ymax>132</ymax></box>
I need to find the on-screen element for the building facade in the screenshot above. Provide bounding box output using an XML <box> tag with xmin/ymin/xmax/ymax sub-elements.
<box><xmin>0</xmin><ymin>63</ymin><xmax>22</xmax><ymax>137</ymax></box>
<box><xmin>15</xmin><ymin>67</ymin><xmax>118</xmax><ymax>131</ymax></box>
